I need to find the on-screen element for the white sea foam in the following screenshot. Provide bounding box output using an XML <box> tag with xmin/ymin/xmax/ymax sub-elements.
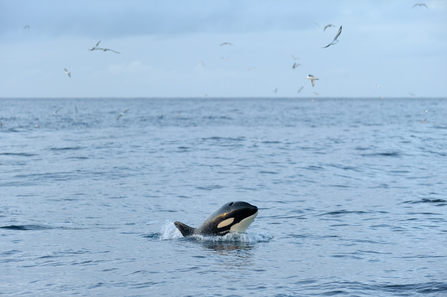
<box><xmin>158</xmin><ymin>221</ymin><xmax>272</xmax><ymax>242</ymax></box>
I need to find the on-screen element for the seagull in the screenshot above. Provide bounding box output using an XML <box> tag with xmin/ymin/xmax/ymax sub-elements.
<box><xmin>274</xmin><ymin>88</ymin><xmax>278</xmax><ymax>93</ymax></box>
<box><xmin>24</xmin><ymin>25</ymin><xmax>30</xmax><ymax>29</ymax></box>
<box><xmin>408</xmin><ymin>92</ymin><xmax>416</xmax><ymax>96</ymax></box>
<box><xmin>64</xmin><ymin>68</ymin><xmax>71</xmax><ymax>78</ymax></box>
<box><xmin>220</xmin><ymin>42</ymin><xmax>233</xmax><ymax>46</ymax></box>
<box><xmin>89</xmin><ymin>41</ymin><xmax>120</xmax><ymax>53</ymax></box>
<box><xmin>247</xmin><ymin>66</ymin><xmax>255</xmax><ymax>71</ymax></box>
<box><xmin>324</xmin><ymin>24</ymin><xmax>335</xmax><ymax>31</ymax></box>
<box><xmin>297</xmin><ymin>86</ymin><xmax>304</xmax><ymax>93</ymax></box>
<box><xmin>322</xmin><ymin>26</ymin><xmax>342</xmax><ymax>48</ymax></box>
<box><xmin>412</xmin><ymin>3</ymin><xmax>428</xmax><ymax>8</ymax></box>
<box><xmin>117</xmin><ymin>109</ymin><xmax>129</xmax><ymax>121</ymax></box>
<box><xmin>306</xmin><ymin>74</ymin><xmax>319</xmax><ymax>87</ymax></box>
<box><xmin>292</xmin><ymin>63</ymin><xmax>301</xmax><ymax>69</ymax></box>
<box><xmin>221</xmin><ymin>56</ymin><xmax>230</xmax><ymax>61</ymax></box>
<box><xmin>291</xmin><ymin>55</ymin><xmax>299</xmax><ymax>60</ymax></box>
<box><xmin>53</xmin><ymin>107</ymin><xmax>62</xmax><ymax>115</ymax></box>
<box><xmin>314</xmin><ymin>22</ymin><xmax>321</xmax><ymax>27</ymax></box>
<box><xmin>201</xmin><ymin>61</ymin><xmax>205</xmax><ymax>67</ymax></box>
<box><xmin>313</xmin><ymin>92</ymin><xmax>319</xmax><ymax>95</ymax></box>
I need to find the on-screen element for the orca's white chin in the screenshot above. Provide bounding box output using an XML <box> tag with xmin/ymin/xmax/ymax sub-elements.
<box><xmin>230</xmin><ymin>211</ymin><xmax>258</xmax><ymax>233</ymax></box>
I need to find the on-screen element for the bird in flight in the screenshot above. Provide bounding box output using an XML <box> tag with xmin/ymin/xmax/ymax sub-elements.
<box><xmin>247</xmin><ymin>67</ymin><xmax>255</xmax><ymax>72</ymax></box>
<box><xmin>220</xmin><ymin>42</ymin><xmax>233</xmax><ymax>46</ymax></box>
<box><xmin>324</xmin><ymin>24</ymin><xmax>335</xmax><ymax>31</ymax></box>
<box><xmin>221</xmin><ymin>56</ymin><xmax>230</xmax><ymax>61</ymax></box>
<box><xmin>322</xmin><ymin>26</ymin><xmax>342</xmax><ymax>48</ymax></box>
<box><xmin>291</xmin><ymin>55</ymin><xmax>299</xmax><ymax>60</ymax></box>
<box><xmin>412</xmin><ymin>3</ymin><xmax>428</xmax><ymax>8</ymax></box>
<box><xmin>24</xmin><ymin>25</ymin><xmax>30</xmax><ymax>29</ymax></box>
<box><xmin>53</xmin><ymin>107</ymin><xmax>62</xmax><ymax>115</ymax></box>
<box><xmin>292</xmin><ymin>63</ymin><xmax>301</xmax><ymax>69</ymax></box>
<box><xmin>274</xmin><ymin>88</ymin><xmax>278</xmax><ymax>93</ymax></box>
<box><xmin>64</xmin><ymin>68</ymin><xmax>71</xmax><ymax>78</ymax></box>
<box><xmin>117</xmin><ymin>109</ymin><xmax>129</xmax><ymax>121</ymax></box>
<box><xmin>297</xmin><ymin>86</ymin><xmax>304</xmax><ymax>93</ymax></box>
<box><xmin>306</xmin><ymin>74</ymin><xmax>319</xmax><ymax>87</ymax></box>
<box><xmin>89</xmin><ymin>41</ymin><xmax>120</xmax><ymax>53</ymax></box>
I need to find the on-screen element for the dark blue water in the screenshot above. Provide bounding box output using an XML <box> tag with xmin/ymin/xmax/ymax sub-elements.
<box><xmin>1</xmin><ymin>98</ymin><xmax>446</xmax><ymax>296</ymax></box>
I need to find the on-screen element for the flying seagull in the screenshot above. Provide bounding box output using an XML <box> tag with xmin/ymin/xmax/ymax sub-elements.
<box><xmin>297</xmin><ymin>86</ymin><xmax>304</xmax><ymax>93</ymax></box>
<box><xmin>291</xmin><ymin>55</ymin><xmax>299</xmax><ymax>60</ymax></box>
<box><xmin>89</xmin><ymin>40</ymin><xmax>120</xmax><ymax>53</ymax></box>
<box><xmin>64</xmin><ymin>68</ymin><xmax>71</xmax><ymax>78</ymax></box>
<box><xmin>53</xmin><ymin>107</ymin><xmax>62</xmax><ymax>115</ymax></box>
<box><xmin>117</xmin><ymin>109</ymin><xmax>129</xmax><ymax>121</ymax></box>
<box><xmin>412</xmin><ymin>3</ymin><xmax>428</xmax><ymax>8</ymax></box>
<box><xmin>292</xmin><ymin>63</ymin><xmax>301</xmax><ymax>69</ymax></box>
<box><xmin>306</xmin><ymin>74</ymin><xmax>319</xmax><ymax>87</ymax></box>
<box><xmin>220</xmin><ymin>42</ymin><xmax>233</xmax><ymax>46</ymax></box>
<box><xmin>24</xmin><ymin>25</ymin><xmax>30</xmax><ymax>29</ymax></box>
<box><xmin>274</xmin><ymin>88</ymin><xmax>278</xmax><ymax>93</ymax></box>
<box><xmin>322</xmin><ymin>26</ymin><xmax>342</xmax><ymax>48</ymax></box>
<box><xmin>221</xmin><ymin>56</ymin><xmax>230</xmax><ymax>61</ymax></box>
<box><xmin>324</xmin><ymin>24</ymin><xmax>335</xmax><ymax>31</ymax></box>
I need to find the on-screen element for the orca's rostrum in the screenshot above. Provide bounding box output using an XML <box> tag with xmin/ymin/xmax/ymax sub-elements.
<box><xmin>174</xmin><ymin>201</ymin><xmax>258</xmax><ymax>236</ymax></box>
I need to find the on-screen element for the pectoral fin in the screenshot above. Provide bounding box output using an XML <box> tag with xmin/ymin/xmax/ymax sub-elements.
<box><xmin>174</xmin><ymin>221</ymin><xmax>196</xmax><ymax>237</ymax></box>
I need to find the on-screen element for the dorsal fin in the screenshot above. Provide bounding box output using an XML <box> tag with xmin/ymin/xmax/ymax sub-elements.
<box><xmin>174</xmin><ymin>221</ymin><xmax>195</xmax><ymax>237</ymax></box>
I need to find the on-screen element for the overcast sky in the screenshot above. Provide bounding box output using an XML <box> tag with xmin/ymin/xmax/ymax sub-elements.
<box><xmin>1</xmin><ymin>0</ymin><xmax>446</xmax><ymax>98</ymax></box>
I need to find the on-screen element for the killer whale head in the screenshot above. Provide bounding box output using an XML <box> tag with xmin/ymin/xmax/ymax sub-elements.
<box><xmin>174</xmin><ymin>201</ymin><xmax>258</xmax><ymax>237</ymax></box>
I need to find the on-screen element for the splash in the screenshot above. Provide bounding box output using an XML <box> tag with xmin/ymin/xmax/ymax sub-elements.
<box><xmin>158</xmin><ymin>221</ymin><xmax>272</xmax><ymax>242</ymax></box>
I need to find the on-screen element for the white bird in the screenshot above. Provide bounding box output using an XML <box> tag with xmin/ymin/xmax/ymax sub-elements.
<box><xmin>322</xmin><ymin>26</ymin><xmax>342</xmax><ymax>48</ymax></box>
<box><xmin>64</xmin><ymin>68</ymin><xmax>71</xmax><ymax>78</ymax></box>
<box><xmin>89</xmin><ymin>40</ymin><xmax>120</xmax><ymax>53</ymax></box>
<box><xmin>117</xmin><ymin>109</ymin><xmax>129</xmax><ymax>121</ymax></box>
<box><xmin>220</xmin><ymin>42</ymin><xmax>233</xmax><ymax>46</ymax></box>
<box><xmin>306</xmin><ymin>74</ymin><xmax>319</xmax><ymax>87</ymax></box>
<box><xmin>221</xmin><ymin>56</ymin><xmax>230</xmax><ymax>61</ymax></box>
<box><xmin>412</xmin><ymin>3</ymin><xmax>428</xmax><ymax>8</ymax></box>
<box><xmin>291</xmin><ymin>55</ymin><xmax>299</xmax><ymax>60</ymax></box>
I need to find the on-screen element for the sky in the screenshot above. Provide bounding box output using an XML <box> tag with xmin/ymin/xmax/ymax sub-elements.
<box><xmin>0</xmin><ymin>0</ymin><xmax>446</xmax><ymax>98</ymax></box>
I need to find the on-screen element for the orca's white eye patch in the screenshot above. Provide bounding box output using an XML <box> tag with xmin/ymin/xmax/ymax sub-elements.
<box><xmin>217</xmin><ymin>218</ymin><xmax>234</xmax><ymax>228</ymax></box>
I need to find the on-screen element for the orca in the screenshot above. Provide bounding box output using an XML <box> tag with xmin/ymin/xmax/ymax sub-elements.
<box><xmin>174</xmin><ymin>201</ymin><xmax>258</xmax><ymax>237</ymax></box>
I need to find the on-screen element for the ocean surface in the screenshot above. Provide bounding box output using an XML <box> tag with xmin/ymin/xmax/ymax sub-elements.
<box><xmin>1</xmin><ymin>98</ymin><xmax>446</xmax><ymax>296</ymax></box>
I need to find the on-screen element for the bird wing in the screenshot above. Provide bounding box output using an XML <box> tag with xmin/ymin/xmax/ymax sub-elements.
<box><xmin>106</xmin><ymin>48</ymin><xmax>120</xmax><ymax>54</ymax></box>
<box><xmin>65</xmin><ymin>68</ymin><xmax>68</xmax><ymax>72</ymax></box>
<box><xmin>96</xmin><ymin>40</ymin><xmax>101</xmax><ymax>46</ymax></box>
<box><xmin>333</xmin><ymin>26</ymin><xmax>342</xmax><ymax>41</ymax></box>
